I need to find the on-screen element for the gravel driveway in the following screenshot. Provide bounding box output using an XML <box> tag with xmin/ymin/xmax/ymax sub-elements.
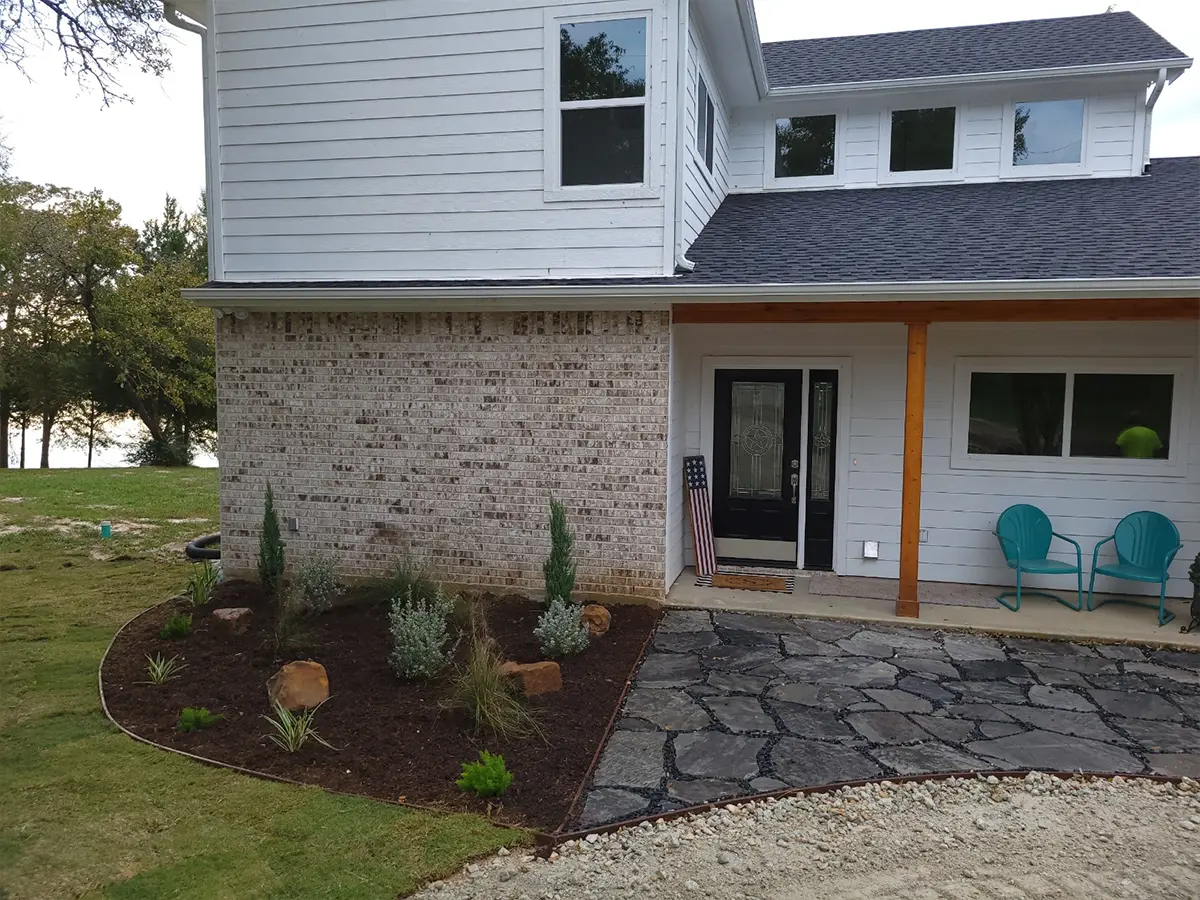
<box><xmin>418</xmin><ymin>775</ymin><xmax>1200</xmax><ymax>899</ymax></box>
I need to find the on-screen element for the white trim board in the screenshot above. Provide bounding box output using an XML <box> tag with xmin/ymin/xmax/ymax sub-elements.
<box><xmin>699</xmin><ymin>355</ymin><xmax>853</xmax><ymax>573</ymax></box>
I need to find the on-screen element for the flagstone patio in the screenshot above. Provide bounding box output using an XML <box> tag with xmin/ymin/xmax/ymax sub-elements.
<box><xmin>575</xmin><ymin>609</ymin><xmax>1200</xmax><ymax>828</ymax></box>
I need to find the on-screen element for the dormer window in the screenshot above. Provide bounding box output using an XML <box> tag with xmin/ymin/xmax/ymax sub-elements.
<box><xmin>1012</xmin><ymin>99</ymin><xmax>1085</xmax><ymax>166</ymax></box>
<box><xmin>545</xmin><ymin>7</ymin><xmax>655</xmax><ymax>201</ymax></box>
<box><xmin>889</xmin><ymin>107</ymin><xmax>956</xmax><ymax>173</ymax></box>
<box><xmin>774</xmin><ymin>115</ymin><xmax>836</xmax><ymax>179</ymax></box>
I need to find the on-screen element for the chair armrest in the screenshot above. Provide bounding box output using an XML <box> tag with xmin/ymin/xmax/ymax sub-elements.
<box><xmin>1052</xmin><ymin>532</ymin><xmax>1083</xmax><ymax>567</ymax></box>
<box><xmin>1160</xmin><ymin>543</ymin><xmax>1184</xmax><ymax>576</ymax></box>
<box><xmin>994</xmin><ymin>531</ymin><xmax>1022</xmax><ymax>563</ymax></box>
<box><xmin>1091</xmin><ymin>535</ymin><xmax>1115</xmax><ymax>571</ymax></box>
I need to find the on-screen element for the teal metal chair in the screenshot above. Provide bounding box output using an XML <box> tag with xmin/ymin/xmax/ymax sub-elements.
<box><xmin>1088</xmin><ymin>511</ymin><xmax>1182</xmax><ymax>627</ymax></box>
<box><xmin>994</xmin><ymin>504</ymin><xmax>1084</xmax><ymax>612</ymax></box>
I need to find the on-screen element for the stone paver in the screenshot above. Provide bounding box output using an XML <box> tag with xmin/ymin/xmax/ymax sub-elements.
<box><xmin>577</xmin><ymin>609</ymin><xmax>1200</xmax><ymax>828</ymax></box>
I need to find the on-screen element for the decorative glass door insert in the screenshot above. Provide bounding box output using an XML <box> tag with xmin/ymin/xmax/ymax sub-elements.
<box><xmin>729</xmin><ymin>381</ymin><xmax>785</xmax><ymax>499</ymax></box>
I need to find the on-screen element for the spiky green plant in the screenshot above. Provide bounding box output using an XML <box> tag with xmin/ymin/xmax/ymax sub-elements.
<box><xmin>185</xmin><ymin>560</ymin><xmax>219</xmax><ymax>607</ymax></box>
<box><xmin>144</xmin><ymin>653</ymin><xmax>184</xmax><ymax>684</ymax></box>
<box><xmin>159</xmin><ymin>614</ymin><xmax>192</xmax><ymax>640</ymax></box>
<box><xmin>263</xmin><ymin>699</ymin><xmax>335</xmax><ymax>753</ymax></box>
<box><xmin>542</xmin><ymin>497</ymin><xmax>576</xmax><ymax>606</ymax></box>
<box><xmin>257</xmin><ymin>484</ymin><xmax>286</xmax><ymax>596</ymax></box>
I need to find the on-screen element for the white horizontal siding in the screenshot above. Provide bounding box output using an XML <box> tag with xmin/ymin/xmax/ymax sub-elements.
<box><xmin>680</xmin><ymin>20</ymin><xmax>730</xmax><ymax>251</ymax></box>
<box><xmin>729</xmin><ymin>86</ymin><xmax>1144</xmax><ymax>192</ymax></box>
<box><xmin>213</xmin><ymin>0</ymin><xmax>669</xmax><ymax>281</ymax></box>
<box><xmin>672</xmin><ymin>321</ymin><xmax>1198</xmax><ymax>598</ymax></box>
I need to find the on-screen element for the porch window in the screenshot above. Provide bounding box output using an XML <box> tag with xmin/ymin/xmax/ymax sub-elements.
<box><xmin>953</xmin><ymin>359</ymin><xmax>1190</xmax><ymax>475</ymax></box>
<box><xmin>889</xmin><ymin>107</ymin><xmax>956</xmax><ymax>172</ymax></box>
<box><xmin>549</xmin><ymin>13</ymin><xmax>650</xmax><ymax>195</ymax></box>
<box><xmin>775</xmin><ymin>115</ymin><xmax>836</xmax><ymax>179</ymax></box>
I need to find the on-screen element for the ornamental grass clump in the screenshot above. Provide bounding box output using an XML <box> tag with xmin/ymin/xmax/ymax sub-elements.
<box><xmin>389</xmin><ymin>586</ymin><xmax>453</xmax><ymax>679</ymax></box>
<box><xmin>185</xmin><ymin>560</ymin><xmax>219</xmax><ymax>608</ymax></box>
<box><xmin>543</xmin><ymin>497</ymin><xmax>576</xmax><ymax>606</ymax></box>
<box><xmin>535</xmin><ymin>598</ymin><xmax>589</xmax><ymax>658</ymax></box>
<box><xmin>144</xmin><ymin>653</ymin><xmax>184</xmax><ymax>684</ymax></box>
<box><xmin>263</xmin><ymin>699</ymin><xmax>335</xmax><ymax>753</ymax></box>
<box><xmin>456</xmin><ymin>750</ymin><xmax>513</xmax><ymax>799</ymax></box>
<box><xmin>445</xmin><ymin>603</ymin><xmax>537</xmax><ymax>739</ymax></box>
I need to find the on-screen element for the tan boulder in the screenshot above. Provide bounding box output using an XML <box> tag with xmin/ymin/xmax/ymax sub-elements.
<box><xmin>581</xmin><ymin>604</ymin><xmax>611</xmax><ymax>637</ymax></box>
<box><xmin>499</xmin><ymin>660</ymin><xmax>562</xmax><ymax>696</ymax></box>
<box><xmin>267</xmin><ymin>660</ymin><xmax>329</xmax><ymax>711</ymax></box>
<box><xmin>212</xmin><ymin>607</ymin><xmax>252</xmax><ymax>636</ymax></box>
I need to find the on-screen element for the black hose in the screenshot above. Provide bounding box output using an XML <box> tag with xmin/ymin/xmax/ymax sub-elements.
<box><xmin>186</xmin><ymin>533</ymin><xmax>221</xmax><ymax>560</ymax></box>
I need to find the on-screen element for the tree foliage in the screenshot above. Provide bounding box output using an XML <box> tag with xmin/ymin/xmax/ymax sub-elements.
<box><xmin>0</xmin><ymin>0</ymin><xmax>172</xmax><ymax>105</ymax></box>
<box><xmin>559</xmin><ymin>26</ymin><xmax>644</xmax><ymax>101</ymax></box>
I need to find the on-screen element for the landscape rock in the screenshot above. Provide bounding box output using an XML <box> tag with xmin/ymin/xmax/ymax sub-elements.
<box><xmin>580</xmin><ymin>605</ymin><xmax>611</xmax><ymax>637</ymax></box>
<box><xmin>212</xmin><ymin>606</ymin><xmax>252</xmax><ymax>636</ymax></box>
<box><xmin>498</xmin><ymin>660</ymin><xmax>562</xmax><ymax>696</ymax></box>
<box><xmin>266</xmin><ymin>660</ymin><xmax>329</xmax><ymax>711</ymax></box>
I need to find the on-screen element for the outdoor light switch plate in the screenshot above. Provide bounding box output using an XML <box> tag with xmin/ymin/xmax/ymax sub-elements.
<box><xmin>863</xmin><ymin>541</ymin><xmax>880</xmax><ymax>559</ymax></box>
<box><xmin>919</xmin><ymin>529</ymin><xmax>929</xmax><ymax>543</ymax></box>
<box><xmin>286</xmin><ymin>517</ymin><xmax>300</xmax><ymax>532</ymax></box>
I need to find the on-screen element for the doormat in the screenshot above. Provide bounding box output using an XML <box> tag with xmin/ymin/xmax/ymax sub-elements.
<box><xmin>696</xmin><ymin>564</ymin><xmax>796</xmax><ymax>593</ymax></box>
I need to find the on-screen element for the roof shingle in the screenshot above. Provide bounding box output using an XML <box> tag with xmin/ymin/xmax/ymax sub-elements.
<box><xmin>762</xmin><ymin>12</ymin><xmax>1189</xmax><ymax>89</ymax></box>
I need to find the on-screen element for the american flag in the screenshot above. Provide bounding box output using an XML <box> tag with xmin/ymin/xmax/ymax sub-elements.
<box><xmin>684</xmin><ymin>455</ymin><xmax>717</xmax><ymax>576</ymax></box>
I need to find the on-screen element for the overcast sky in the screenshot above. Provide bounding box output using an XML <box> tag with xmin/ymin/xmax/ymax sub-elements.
<box><xmin>1</xmin><ymin>0</ymin><xmax>1195</xmax><ymax>229</ymax></box>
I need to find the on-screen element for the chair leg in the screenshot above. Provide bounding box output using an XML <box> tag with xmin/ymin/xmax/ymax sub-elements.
<box><xmin>1086</xmin><ymin>568</ymin><xmax>1098</xmax><ymax>611</ymax></box>
<box><xmin>996</xmin><ymin>569</ymin><xmax>1021</xmax><ymax>612</ymax></box>
<box><xmin>1157</xmin><ymin>581</ymin><xmax>1176</xmax><ymax>627</ymax></box>
<box><xmin>1072</xmin><ymin>570</ymin><xmax>1083</xmax><ymax>612</ymax></box>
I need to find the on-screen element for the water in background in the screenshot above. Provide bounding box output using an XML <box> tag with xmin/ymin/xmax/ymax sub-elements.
<box><xmin>3</xmin><ymin>418</ymin><xmax>218</xmax><ymax>469</ymax></box>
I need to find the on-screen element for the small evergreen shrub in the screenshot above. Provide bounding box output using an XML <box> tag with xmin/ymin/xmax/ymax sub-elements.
<box><xmin>185</xmin><ymin>560</ymin><xmax>219</xmax><ymax>607</ymax></box>
<box><xmin>294</xmin><ymin>556</ymin><xmax>340</xmax><ymax>614</ymax></box>
<box><xmin>159</xmin><ymin>614</ymin><xmax>192</xmax><ymax>640</ymax></box>
<box><xmin>127</xmin><ymin>435</ymin><xmax>193</xmax><ymax>467</ymax></box>
<box><xmin>263</xmin><ymin>699</ymin><xmax>334</xmax><ymax>752</ymax></box>
<box><xmin>389</xmin><ymin>587</ymin><xmax>453</xmax><ymax>679</ymax></box>
<box><xmin>456</xmin><ymin>750</ymin><xmax>513</xmax><ymax>799</ymax></box>
<box><xmin>257</xmin><ymin>484</ymin><xmax>286</xmax><ymax>596</ymax></box>
<box><xmin>535</xmin><ymin>599</ymin><xmax>589</xmax><ymax>658</ymax></box>
<box><xmin>543</xmin><ymin>497</ymin><xmax>577</xmax><ymax>606</ymax></box>
<box><xmin>177</xmin><ymin>707</ymin><xmax>222</xmax><ymax>732</ymax></box>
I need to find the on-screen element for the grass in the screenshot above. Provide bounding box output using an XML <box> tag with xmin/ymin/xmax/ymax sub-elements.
<box><xmin>0</xmin><ymin>467</ymin><xmax>524</xmax><ymax>899</ymax></box>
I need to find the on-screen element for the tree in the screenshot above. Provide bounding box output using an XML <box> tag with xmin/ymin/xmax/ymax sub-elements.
<box><xmin>559</xmin><ymin>26</ymin><xmax>645</xmax><ymax>101</ymax></box>
<box><xmin>138</xmin><ymin>192</ymin><xmax>207</xmax><ymax>278</ymax></box>
<box><xmin>0</xmin><ymin>0</ymin><xmax>171</xmax><ymax>105</ymax></box>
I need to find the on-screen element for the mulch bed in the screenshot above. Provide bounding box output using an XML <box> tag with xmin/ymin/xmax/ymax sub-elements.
<box><xmin>101</xmin><ymin>580</ymin><xmax>659</xmax><ymax>831</ymax></box>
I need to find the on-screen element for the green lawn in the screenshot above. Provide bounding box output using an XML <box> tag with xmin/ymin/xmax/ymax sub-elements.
<box><xmin>0</xmin><ymin>468</ymin><xmax>521</xmax><ymax>900</ymax></box>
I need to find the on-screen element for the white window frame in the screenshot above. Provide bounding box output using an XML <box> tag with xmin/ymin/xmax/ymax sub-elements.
<box><xmin>1000</xmin><ymin>97</ymin><xmax>1090</xmax><ymax>180</ymax></box>
<box><xmin>694</xmin><ymin>72</ymin><xmax>714</xmax><ymax>175</ymax></box>
<box><xmin>543</xmin><ymin>3</ymin><xmax>659</xmax><ymax>202</ymax></box>
<box><xmin>878</xmin><ymin>105</ymin><xmax>962</xmax><ymax>185</ymax></box>
<box><xmin>951</xmin><ymin>356</ymin><xmax>1193</xmax><ymax>477</ymax></box>
<box><xmin>764</xmin><ymin>111</ymin><xmax>842</xmax><ymax>189</ymax></box>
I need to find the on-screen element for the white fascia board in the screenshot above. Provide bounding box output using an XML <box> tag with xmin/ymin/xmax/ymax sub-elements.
<box><xmin>736</xmin><ymin>0</ymin><xmax>770</xmax><ymax>99</ymax></box>
<box><xmin>184</xmin><ymin>277</ymin><xmax>1200</xmax><ymax>312</ymax></box>
<box><xmin>765</xmin><ymin>58</ymin><xmax>1193</xmax><ymax>99</ymax></box>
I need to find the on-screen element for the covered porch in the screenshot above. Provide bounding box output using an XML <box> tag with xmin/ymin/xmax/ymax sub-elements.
<box><xmin>664</xmin><ymin>295</ymin><xmax>1199</xmax><ymax>636</ymax></box>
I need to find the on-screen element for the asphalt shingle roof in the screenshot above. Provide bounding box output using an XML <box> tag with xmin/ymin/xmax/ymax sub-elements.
<box><xmin>762</xmin><ymin>12</ymin><xmax>1189</xmax><ymax>89</ymax></box>
<box><xmin>680</xmin><ymin>156</ymin><xmax>1199</xmax><ymax>284</ymax></box>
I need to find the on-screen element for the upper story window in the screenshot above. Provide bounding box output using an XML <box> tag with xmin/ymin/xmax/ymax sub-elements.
<box><xmin>952</xmin><ymin>357</ymin><xmax>1191</xmax><ymax>476</ymax></box>
<box><xmin>775</xmin><ymin>115</ymin><xmax>836</xmax><ymax>179</ymax></box>
<box><xmin>696</xmin><ymin>74</ymin><xmax>714</xmax><ymax>173</ymax></box>
<box><xmin>889</xmin><ymin>107</ymin><xmax>956</xmax><ymax>173</ymax></box>
<box><xmin>545</xmin><ymin>9</ymin><xmax>654</xmax><ymax>200</ymax></box>
<box><xmin>1003</xmin><ymin>98</ymin><xmax>1087</xmax><ymax>177</ymax></box>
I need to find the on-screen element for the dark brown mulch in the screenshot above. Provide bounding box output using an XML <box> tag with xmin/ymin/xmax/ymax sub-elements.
<box><xmin>101</xmin><ymin>581</ymin><xmax>658</xmax><ymax>831</ymax></box>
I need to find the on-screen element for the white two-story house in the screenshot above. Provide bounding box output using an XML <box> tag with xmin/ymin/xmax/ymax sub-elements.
<box><xmin>167</xmin><ymin>1</ymin><xmax>1199</xmax><ymax>615</ymax></box>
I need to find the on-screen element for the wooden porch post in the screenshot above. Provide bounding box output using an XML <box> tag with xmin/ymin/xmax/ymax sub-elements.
<box><xmin>898</xmin><ymin>322</ymin><xmax>928</xmax><ymax>618</ymax></box>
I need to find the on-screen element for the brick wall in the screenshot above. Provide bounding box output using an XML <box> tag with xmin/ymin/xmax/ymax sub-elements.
<box><xmin>214</xmin><ymin>309</ymin><xmax>671</xmax><ymax>599</ymax></box>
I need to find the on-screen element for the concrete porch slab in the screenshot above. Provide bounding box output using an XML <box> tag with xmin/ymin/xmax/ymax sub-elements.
<box><xmin>666</xmin><ymin>567</ymin><xmax>1200</xmax><ymax>649</ymax></box>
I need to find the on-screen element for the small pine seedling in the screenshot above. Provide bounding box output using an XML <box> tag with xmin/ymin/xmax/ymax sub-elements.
<box><xmin>159</xmin><ymin>614</ymin><xmax>193</xmax><ymax>640</ymax></box>
<box><xmin>177</xmin><ymin>707</ymin><xmax>223</xmax><ymax>732</ymax></box>
<box><xmin>542</xmin><ymin>497</ymin><xmax>577</xmax><ymax>606</ymax></box>
<box><xmin>144</xmin><ymin>653</ymin><xmax>184</xmax><ymax>684</ymax></box>
<box><xmin>456</xmin><ymin>750</ymin><xmax>513</xmax><ymax>799</ymax></box>
<box><xmin>263</xmin><ymin>699</ymin><xmax>336</xmax><ymax>752</ymax></box>
<box><xmin>258</xmin><ymin>484</ymin><xmax>286</xmax><ymax>596</ymax></box>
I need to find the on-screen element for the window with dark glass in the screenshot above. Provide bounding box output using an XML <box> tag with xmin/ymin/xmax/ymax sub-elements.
<box><xmin>775</xmin><ymin>115</ymin><xmax>835</xmax><ymax>178</ymax></box>
<box><xmin>559</xmin><ymin>18</ymin><xmax>647</xmax><ymax>186</ymax></box>
<box><xmin>890</xmin><ymin>107</ymin><xmax>956</xmax><ymax>172</ymax></box>
<box><xmin>1013</xmin><ymin>99</ymin><xmax>1085</xmax><ymax>167</ymax></box>
<box><xmin>1070</xmin><ymin>374</ymin><xmax>1173</xmax><ymax>459</ymax></box>
<box><xmin>696</xmin><ymin>74</ymin><xmax>714</xmax><ymax>172</ymax></box>
<box><xmin>967</xmin><ymin>372</ymin><xmax>1066</xmax><ymax>456</ymax></box>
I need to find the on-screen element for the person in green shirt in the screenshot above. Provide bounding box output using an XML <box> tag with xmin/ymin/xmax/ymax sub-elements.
<box><xmin>1116</xmin><ymin>413</ymin><xmax>1163</xmax><ymax>459</ymax></box>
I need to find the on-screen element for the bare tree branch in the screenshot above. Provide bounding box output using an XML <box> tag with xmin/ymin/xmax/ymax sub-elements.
<box><xmin>0</xmin><ymin>0</ymin><xmax>172</xmax><ymax>105</ymax></box>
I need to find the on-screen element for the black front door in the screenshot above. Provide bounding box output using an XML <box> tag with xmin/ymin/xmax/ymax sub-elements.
<box><xmin>803</xmin><ymin>370</ymin><xmax>839</xmax><ymax>570</ymax></box>
<box><xmin>712</xmin><ymin>369</ymin><xmax>804</xmax><ymax>562</ymax></box>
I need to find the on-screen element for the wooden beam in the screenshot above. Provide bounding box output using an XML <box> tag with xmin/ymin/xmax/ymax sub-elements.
<box><xmin>672</xmin><ymin>297</ymin><xmax>1200</xmax><ymax>325</ymax></box>
<box><xmin>898</xmin><ymin>322</ymin><xmax>927</xmax><ymax>619</ymax></box>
